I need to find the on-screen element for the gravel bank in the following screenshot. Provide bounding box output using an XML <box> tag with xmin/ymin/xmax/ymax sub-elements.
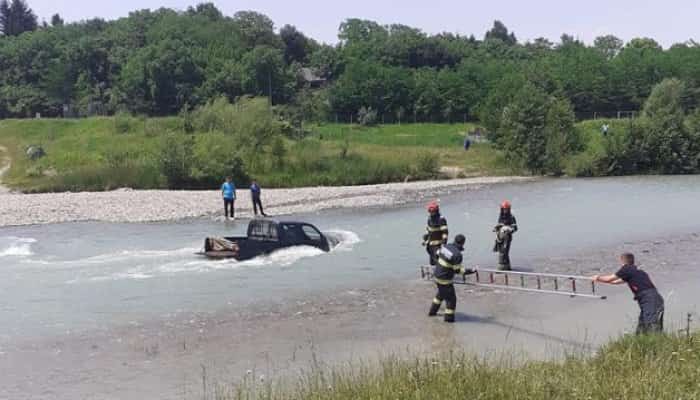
<box><xmin>0</xmin><ymin>176</ymin><xmax>533</xmax><ymax>226</ymax></box>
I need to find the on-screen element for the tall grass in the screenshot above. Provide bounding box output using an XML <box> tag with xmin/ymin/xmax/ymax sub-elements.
<box><xmin>0</xmin><ymin>117</ymin><xmax>515</xmax><ymax>192</ymax></box>
<box><xmin>216</xmin><ymin>332</ymin><xmax>700</xmax><ymax>400</ymax></box>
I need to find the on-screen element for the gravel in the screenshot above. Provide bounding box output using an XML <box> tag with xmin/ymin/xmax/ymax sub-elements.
<box><xmin>0</xmin><ymin>177</ymin><xmax>534</xmax><ymax>226</ymax></box>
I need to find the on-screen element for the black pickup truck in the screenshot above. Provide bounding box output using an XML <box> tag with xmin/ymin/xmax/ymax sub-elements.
<box><xmin>199</xmin><ymin>219</ymin><xmax>337</xmax><ymax>261</ymax></box>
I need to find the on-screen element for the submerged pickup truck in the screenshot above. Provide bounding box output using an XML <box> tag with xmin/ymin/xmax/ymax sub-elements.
<box><xmin>199</xmin><ymin>219</ymin><xmax>337</xmax><ymax>261</ymax></box>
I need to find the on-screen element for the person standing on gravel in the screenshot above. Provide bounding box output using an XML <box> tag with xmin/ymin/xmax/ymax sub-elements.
<box><xmin>592</xmin><ymin>253</ymin><xmax>664</xmax><ymax>334</ymax></box>
<box><xmin>250</xmin><ymin>180</ymin><xmax>267</xmax><ymax>217</ymax></box>
<box><xmin>221</xmin><ymin>176</ymin><xmax>236</xmax><ymax>220</ymax></box>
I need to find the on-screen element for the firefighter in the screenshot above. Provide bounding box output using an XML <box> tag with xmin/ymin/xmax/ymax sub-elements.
<box><xmin>422</xmin><ymin>201</ymin><xmax>448</xmax><ymax>266</ymax></box>
<box><xmin>592</xmin><ymin>253</ymin><xmax>664</xmax><ymax>334</ymax></box>
<box><xmin>429</xmin><ymin>234</ymin><xmax>476</xmax><ymax>322</ymax></box>
<box><xmin>493</xmin><ymin>200</ymin><xmax>517</xmax><ymax>270</ymax></box>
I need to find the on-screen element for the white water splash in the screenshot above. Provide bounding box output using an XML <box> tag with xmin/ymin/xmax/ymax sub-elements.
<box><xmin>66</xmin><ymin>229</ymin><xmax>361</xmax><ymax>283</ymax></box>
<box><xmin>0</xmin><ymin>237</ymin><xmax>36</xmax><ymax>257</ymax></box>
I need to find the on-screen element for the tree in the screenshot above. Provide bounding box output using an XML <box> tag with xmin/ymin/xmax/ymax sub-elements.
<box><xmin>232</xmin><ymin>11</ymin><xmax>279</xmax><ymax>49</ymax></box>
<box><xmin>544</xmin><ymin>97</ymin><xmax>580</xmax><ymax>174</ymax></box>
<box><xmin>185</xmin><ymin>3</ymin><xmax>222</xmax><ymax>21</ymax></box>
<box><xmin>484</xmin><ymin>20</ymin><xmax>516</xmax><ymax>46</ymax></box>
<box><xmin>0</xmin><ymin>0</ymin><xmax>10</xmax><ymax>35</ymax></box>
<box><xmin>641</xmin><ymin>78</ymin><xmax>694</xmax><ymax>173</ymax></box>
<box><xmin>50</xmin><ymin>13</ymin><xmax>63</xmax><ymax>27</ymax></box>
<box><xmin>240</xmin><ymin>46</ymin><xmax>293</xmax><ymax>104</ymax></box>
<box><xmin>498</xmin><ymin>82</ymin><xmax>549</xmax><ymax>173</ymax></box>
<box><xmin>594</xmin><ymin>35</ymin><xmax>623</xmax><ymax>59</ymax></box>
<box><xmin>0</xmin><ymin>0</ymin><xmax>37</xmax><ymax>36</ymax></box>
<box><xmin>280</xmin><ymin>24</ymin><xmax>311</xmax><ymax>64</ymax></box>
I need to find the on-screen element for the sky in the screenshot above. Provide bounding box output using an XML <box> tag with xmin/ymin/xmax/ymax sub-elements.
<box><xmin>28</xmin><ymin>0</ymin><xmax>700</xmax><ymax>48</ymax></box>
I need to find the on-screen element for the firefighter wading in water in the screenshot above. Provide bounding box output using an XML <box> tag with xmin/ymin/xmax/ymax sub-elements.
<box><xmin>429</xmin><ymin>234</ymin><xmax>476</xmax><ymax>322</ymax></box>
<box><xmin>493</xmin><ymin>200</ymin><xmax>518</xmax><ymax>270</ymax></box>
<box><xmin>422</xmin><ymin>201</ymin><xmax>448</xmax><ymax>267</ymax></box>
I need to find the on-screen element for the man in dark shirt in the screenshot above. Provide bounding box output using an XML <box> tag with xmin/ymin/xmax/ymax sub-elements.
<box><xmin>592</xmin><ymin>253</ymin><xmax>664</xmax><ymax>334</ymax></box>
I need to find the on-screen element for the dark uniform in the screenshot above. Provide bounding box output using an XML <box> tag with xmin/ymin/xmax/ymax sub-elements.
<box><xmin>615</xmin><ymin>264</ymin><xmax>664</xmax><ymax>334</ymax></box>
<box><xmin>429</xmin><ymin>239</ymin><xmax>475</xmax><ymax>322</ymax></box>
<box><xmin>494</xmin><ymin>211</ymin><xmax>517</xmax><ymax>270</ymax></box>
<box><xmin>423</xmin><ymin>214</ymin><xmax>448</xmax><ymax>266</ymax></box>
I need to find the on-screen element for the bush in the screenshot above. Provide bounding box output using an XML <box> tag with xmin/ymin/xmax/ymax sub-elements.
<box><xmin>114</xmin><ymin>112</ymin><xmax>133</xmax><ymax>134</ymax></box>
<box><xmin>189</xmin><ymin>131</ymin><xmax>250</xmax><ymax>188</ymax></box>
<box><xmin>357</xmin><ymin>106</ymin><xmax>378</xmax><ymax>126</ymax></box>
<box><xmin>50</xmin><ymin>164</ymin><xmax>163</xmax><ymax>191</ymax></box>
<box><xmin>414</xmin><ymin>152</ymin><xmax>440</xmax><ymax>178</ymax></box>
<box><xmin>271</xmin><ymin>135</ymin><xmax>287</xmax><ymax>167</ymax></box>
<box><xmin>159</xmin><ymin>133</ymin><xmax>194</xmax><ymax>188</ymax></box>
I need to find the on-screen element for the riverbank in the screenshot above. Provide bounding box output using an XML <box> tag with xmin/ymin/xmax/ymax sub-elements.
<box><xmin>2</xmin><ymin>228</ymin><xmax>699</xmax><ymax>399</ymax></box>
<box><xmin>0</xmin><ymin>145</ymin><xmax>10</xmax><ymax>194</ymax></box>
<box><xmin>0</xmin><ymin>176</ymin><xmax>533</xmax><ymax>226</ymax></box>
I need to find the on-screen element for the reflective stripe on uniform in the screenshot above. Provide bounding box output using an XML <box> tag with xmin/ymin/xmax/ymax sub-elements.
<box><xmin>427</xmin><ymin>226</ymin><xmax>442</xmax><ymax>232</ymax></box>
<box><xmin>429</xmin><ymin>240</ymin><xmax>443</xmax><ymax>245</ymax></box>
<box><xmin>438</xmin><ymin>258</ymin><xmax>463</xmax><ymax>271</ymax></box>
<box><xmin>440</xmin><ymin>225</ymin><xmax>448</xmax><ymax>231</ymax></box>
<box><xmin>432</xmin><ymin>298</ymin><xmax>442</xmax><ymax>305</ymax></box>
<box><xmin>435</xmin><ymin>278</ymin><xmax>453</xmax><ymax>285</ymax></box>
<box><xmin>444</xmin><ymin>309</ymin><xmax>455</xmax><ymax>315</ymax></box>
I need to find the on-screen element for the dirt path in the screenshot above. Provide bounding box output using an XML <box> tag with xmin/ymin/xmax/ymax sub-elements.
<box><xmin>0</xmin><ymin>145</ymin><xmax>11</xmax><ymax>194</ymax></box>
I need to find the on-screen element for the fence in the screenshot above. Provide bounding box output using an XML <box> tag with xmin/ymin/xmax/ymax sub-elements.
<box><xmin>575</xmin><ymin>110</ymin><xmax>639</xmax><ymax>121</ymax></box>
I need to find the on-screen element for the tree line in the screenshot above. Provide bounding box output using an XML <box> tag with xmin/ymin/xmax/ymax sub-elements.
<box><xmin>1</xmin><ymin>2</ymin><xmax>700</xmax><ymax>123</ymax></box>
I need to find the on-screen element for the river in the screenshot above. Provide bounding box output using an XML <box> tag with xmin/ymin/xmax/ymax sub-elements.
<box><xmin>1</xmin><ymin>176</ymin><xmax>700</xmax><ymax>399</ymax></box>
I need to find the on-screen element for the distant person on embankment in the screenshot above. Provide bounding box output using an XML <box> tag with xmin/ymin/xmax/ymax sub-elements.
<box><xmin>592</xmin><ymin>252</ymin><xmax>664</xmax><ymax>334</ymax></box>
<box><xmin>250</xmin><ymin>180</ymin><xmax>267</xmax><ymax>217</ymax></box>
<box><xmin>221</xmin><ymin>176</ymin><xmax>236</xmax><ymax>220</ymax></box>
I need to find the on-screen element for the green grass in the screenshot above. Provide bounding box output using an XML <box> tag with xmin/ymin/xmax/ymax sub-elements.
<box><xmin>311</xmin><ymin>123</ymin><xmax>515</xmax><ymax>177</ymax></box>
<box><xmin>311</xmin><ymin>123</ymin><xmax>476</xmax><ymax>147</ymax></box>
<box><xmin>0</xmin><ymin>117</ymin><xmax>175</xmax><ymax>191</ymax></box>
<box><xmin>217</xmin><ymin>332</ymin><xmax>700</xmax><ymax>400</ymax></box>
<box><xmin>0</xmin><ymin>119</ymin><xmax>519</xmax><ymax>192</ymax></box>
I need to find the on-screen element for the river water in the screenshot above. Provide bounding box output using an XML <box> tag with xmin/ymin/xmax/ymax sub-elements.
<box><xmin>2</xmin><ymin>176</ymin><xmax>700</xmax><ymax>344</ymax></box>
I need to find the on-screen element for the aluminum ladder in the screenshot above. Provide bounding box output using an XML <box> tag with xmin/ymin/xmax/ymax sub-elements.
<box><xmin>420</xmin><ymin>266</ymin><xmax>607</xmax><ymax>300</ymax></box>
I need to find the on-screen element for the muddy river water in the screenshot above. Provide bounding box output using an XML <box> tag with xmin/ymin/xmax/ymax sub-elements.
<box><xmin>1</xmin><ymin>176</ymin><xmax>700</xmax><ymax>399</ymax></box>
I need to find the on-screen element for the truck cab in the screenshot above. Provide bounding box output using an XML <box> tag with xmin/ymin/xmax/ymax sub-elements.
<box><xmin>201</xmin><ymin>219</ymin><xmax>334</xmax><ymax>260</ymax></box>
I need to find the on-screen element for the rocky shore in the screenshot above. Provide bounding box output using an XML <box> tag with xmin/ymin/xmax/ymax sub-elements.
<box><xmin>0</xmin><ymin>176</ymin><xmax>533</xmax><ymax>226</ymax></box>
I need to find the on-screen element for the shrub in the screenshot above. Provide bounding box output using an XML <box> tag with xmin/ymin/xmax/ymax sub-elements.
<box><xmin>414</xmin><ymin>152</ymin><xmax>440</xmax><ymax>178</ymax></box>
<box><xmin>357</xmin><ymin>106</ymin><xmax>378</xmax><ymax>126</ymax></box>
<box><xmin>114</xmin><ymin>112</ymin><xmax>132</xmax><ymax>134</ymax></box>
<box><xmin>271</xmin><ymin>136</ymin><xmax>287</xmax><ymax>167</ymax></box>
<box><xmin>159</xmin><ymin>133</ymin><xmax>194</xmax><ymax>188</ymax></box>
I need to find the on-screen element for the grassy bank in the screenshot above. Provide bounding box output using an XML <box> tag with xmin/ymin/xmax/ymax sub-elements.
<box><xmin>0</xmin><ymin>118</ymin><xmax>515</xmax><ymax>192</ymax></box>
<box><xmin>219</xmin><ymin>332</ymin><xmax>700</xmax><ymax>400</ymax></box>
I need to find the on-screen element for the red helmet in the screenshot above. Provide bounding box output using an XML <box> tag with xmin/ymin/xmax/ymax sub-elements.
<box><xmin>501</xmin><ymin>200</ymin><xmax>511</xmax><ymax>209</ymax></box>
<box><xmin>427</xmin><ymin>201</ymin><xmax>439</xmax><ymax>213</ymax></box>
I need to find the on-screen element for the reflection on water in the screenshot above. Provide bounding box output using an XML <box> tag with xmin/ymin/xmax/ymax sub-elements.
<box><xmin>1</xmin><ymin>175</ymin><xmax>700</xmax><ymax>338</ymax></box>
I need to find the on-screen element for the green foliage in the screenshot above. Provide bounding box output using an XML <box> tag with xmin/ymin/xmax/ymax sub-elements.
<box><xmin>0</xmin><ymin>0</ymin><xmax>37</xmax><ymax>36</ymax></box>
<box><xmin>491</xmin><ymin>82</ymin><xmax>580</xmax><ymax>174</ymax></box>
<box><xmin>113</xmin><ymin>112</ymin><xmax>133</xmax><ymax>134</ymax></box>
<box><xmin>158</xmin><ymin>132</ymin><xmax>193</xmax><ymax>188</ymax></box>
<box><xmin>357</xmin><ymin>106</ymin><xmax>377</xmax><ymax>126</ymax></box>
<box><xmin>270</xmin><ymin>135</ymin><xmax>286</xmax><ymax>167</ymax></box>
<box><xmin>1</xmin><ymin>5</ymin><xmax>700</xmax><ymax>128</ymax></box>
<box><xmin>414</xmin><ymin>152</ymin><xmax>440</xmax><ymax>178</ymax></box>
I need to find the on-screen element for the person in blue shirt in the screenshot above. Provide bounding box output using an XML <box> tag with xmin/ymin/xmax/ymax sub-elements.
<box><xmin>250</xmin><ymin>180</ymin><xmax>267</xmax><ymax>217</ymax></box>
<box><xmin>221</xmin><ymin>176</ymin><xmax>236</xmax><ymax>220</ymax></box>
